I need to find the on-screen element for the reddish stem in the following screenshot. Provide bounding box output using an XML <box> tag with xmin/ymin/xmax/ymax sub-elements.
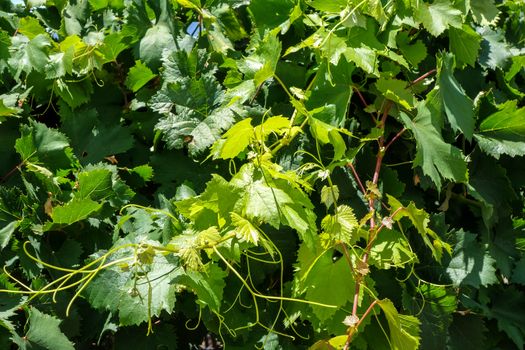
<box><xmin>353</xmin><ymin>86</ymin><xmax>368</xmax><ymax>108</ymax></box>
<box><xmin>408</xmin><ymin>68</ymin><xmax>437</xmax><ymax>87</ymax></box>
<box><xmin>364</xmin><ymin>207</ymin><xmax>404</xmax><ymax>253</ymax></box>
<box><xmin>0</xmin><ymin>163</ymin><xmax>22</xmax><ymax>184</ymax></box>
<box><xmin>352</xmin><ymin>86</ymin><xmax>377</xmax><ymax>123</ymax></box>
<box><xmin>345</xmin><ymin>68</ymin><xmax>434</xmax><ymax>346</ymax></box>
<box><xmin>347</xmin><ymin>163</ymin><xmax>367</xmax><ymax>196</ymax></box>
<box><xmin>384</xmin><ymin>128</ymin><xmax>407</xmax><ymax>151</ymax></box>
<box><xmin>351</xmin><ymin>279</ymin><xmax>361</xmax><ymax>315</ymax></box>
<box><xmin>344</xmin><ymin>300</ymin><xmax>379</xmax><ymax>349</ymax></box>
<box><xmin>378</xmin><ymin>101</ymin><xmax>391</xmax><ymax>129</ymax></box>
<box><xmin>350</xmin><ymin>101</ymin><xmax>391</xmax><ymax>321</ymax></box>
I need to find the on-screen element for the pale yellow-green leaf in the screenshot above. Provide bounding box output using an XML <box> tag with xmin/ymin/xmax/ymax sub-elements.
<box><xmin>176</xmin><ymin>0</ymin><xmax>201</xmax><ymax>10</ymax></box>
<box><xmin>230</xmin><ymin>212</ymin><xmax>260</xmax><ymax>245</ymax></box>
<box><xmin>215</xmin><ymin>118</ymin><xmax>254</xmax><ymax>159</ymax></box>
<box><xmin>320</xmin><ymin>185</ymin><xmax>339</xmax><ymax>209</ymax></box>
<box><xmin>253</xmin><ymin>115</ymin><xmax>289</xmax><ymax>140</ymax></box>
<box><xmin>321</xmin><ymin>205</ymin><xmax>358</xmax><ymax>246</ymax></box>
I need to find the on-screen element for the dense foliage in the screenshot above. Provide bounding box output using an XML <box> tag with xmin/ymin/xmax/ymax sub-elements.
<box><xmin>0</xmin><ymin>0</ymin><xmax>524</xmax><ymax>348</ymax></box>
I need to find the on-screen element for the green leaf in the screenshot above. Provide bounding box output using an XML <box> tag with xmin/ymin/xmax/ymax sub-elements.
<box><xmin>12</xmin><ymin>308</ymin><xmax>74</xmax><ymax>350</ymax></box>
<box><xmin>176</xmin><ymin>174</ymin><xmax>242</xmax><ymax>229</ymax></box>
<box><xmin>99</xmin><ymin>33</ymin><xmax>130</xmax><ymax>62</ymax></box>
<box><xmin>306</xmin><ymin>0</ymin><xmax>347</xmax><ymax>12</ymax></box>
<box><xmin>447</xmin><ymin>314</ymin><xmax>487</xmax><ymax>350</ymax></box>
<box><xmin>175</xmin><ymin>263</ymin><xmax>227</xmax><ymax>312</ymax></box>
<box><xmin>9</xmin><ymin>34</ymin><xmax>51</xmax><ymax>79</ymax></box>
<box><xmin>449</xmin><ymin>25</ymin><xmax>482</xmax><ymax>68</ymax></box>
<box><xmin>402</xmin><ymin>284</ymin><xmax>456</xmax><ymax>350</ymax></box>
<box><xmin>253</xmin><ymin>116</ymin><xmax>289</xmax><ymax>140</ymax></box>
<box><xmin>153</xmin><ymin>62</ymin><xmax>240</xmax><ymax>155</ymax></box>
<box><xmin>230</xmin><ymin>212</ymin><xmax>261</xmax><ymax>245</ymax></box>
<box><xmin>487</xmin><ymin>287</ymin><xmax>525</xmax><ymax>349</ymax></box>
<box><xmin>438</xmin><ymin>54</ymin><xmax>475</xmax><ymax>140</ymax></box>
<box><xmin>397</xmin><ymin>32</ymin><xmax>427</xmax><ymax>67</ymax></box>
<box><xmin>89</xmin><ymin>0</ymin><xmax>109</xmax><ymax>11</ymax></box>
<box><xmin>18</xmin><ymin>17</ymin><xmax>47</xmax><ymax>40</ymax></box>
<box><xmin>305</xmin><ymin>61</ymin><xmax>354</xmax><ymax>127</ymax></box>
<box><xmin>0</xmin><ymin>100</ymin><xmax>18</xmax><ymax>121</ymax></box>
<box><xmin>15</xmin><ymin>121</ymin><xmax>73</xmax><ymax>170</ymax></box>
<box><xmin>320</xmin><ymin>205</ymin><xmax>358</xmax><ymax>246</ymax></box>
<box><xmin>140</xmin><ymin>24</ymin><xmax>175</xmax><ymax>70</ymax></box>
<box><xmin>478</xmin><ymin>27</ymin><xmax>513</xmax><ymax>69</ymax></box>
<box><xmin>176</xmin><ymin>0</ymin><xmax>200</xmax><ymax>10</ymax></box>
<box><xmin>248</xmin><ymin>0</ymin><xmax>296</xmax><ymax>32</ymax></box>
<box><xmin>344</xmin><ymin>46</ymin><xmax>378</xmax><ymax>75</ymax></box>
<box><xmin>512</xmin><ymin>257</ymin><xmax>525</xmax><ymax>285</ymax></box>
<box><xmin>231</xmin><ymin>163</ymin><xmax>317</xmax><ymax>248</ymax></box>
<box><xmin>54</xmin><ymin>79</ymin><xmax>94</xmax><ymax>109</ymax></box>
<box><xmin>280</xmin><ymin>200</ymin><xmax>317</xmax><ymax>249</ymax></box>
<box><xmin>471</xmin><ymin>0</ymin><xmax>500</xmax><ymax>26</ymax></box>
<box><xmin>446</xmin><ymin>230</ymin><xmax>497</xmax><ymax>288</ymax></box>
<box><xmin>0</xmin><ymin>293</ymin><xmax>25</xmax><ymax>333</ymax></box>
<box><xmin>125</xmin><ymin>60</ymin><xmax>157</xmax><ymax>92</ymax></box>
<box><xmin>238</xmin><ymin>32</ymin><xmax>281</xmax><ymax>86</ymax></box>
<box><xmin>467</xmin><ymin>154</ymin><xmax>516</xmax><ymax>228</ymax></box>
<box><xmin>295</xmin><ymin>243</ymin><xmax>354</xmax><ymax>322</ymax></box>
<box><xmin>320</xmin><ymin>185</ymin><xmax>339</xmax><ymax>209</ymax></box>
<box><xmin>60</xmin><ymin>107</ymin><xmax>133</xmax><ymax>164</ymax></box>
<box><xmin>232</xmin><ymin>175</ymin><xmax>284</xmax><ymax>228</ymax></box>
<box><xmin>377</xmin><ymin>299</ymin><xmax>421</xmax><ymax>350</ymax></box>
<box><xmin>0</xmin><ymin>30</ymin><xmax>9</xmax><ymax>73</ymax></box>
<box><xmin>214</xmin><ymin>118</ymin><xmax>254</xmax><ymax>159</ymax></box>
<box><xmin>375</xmin><ymin>76</ymin><xmax>415</xmax><ymax>109</ymax></box>
<box><xmin>45</xmin><ymin>51</ymin><xmax>74</xmax><ymax>79</ymax></box>
<box><xmin>369</xmin><ymin>229</ymin><xmax>416</xmax><ymax>269</ymax></box>
<box><xmin>399</xmin><ymin>103</ymin><xmax>468</xmax><ymax>189</ymax></box>
<box><xmin>16</xmin><ymin>122</ymin><xmax>69</xmax><ymax>159</ymax></box>
<box><xmin>86</xmin><ymin>243</ymin><xmax>182</xmax><ymax>326</ymax></box>
<box><xmin>0</xmin><ymin>221</ymin><xmax>18</xmax><ymax>251</ymax></box>
<box><xmin>77</xmin><ymin>167</ymin><xmax>113</xmax><ymax>201</ymax></box>
<box><xmin>388</xmin><ymin>195</ymin><xmax>451</xmax><ymax>261</ymax></box>
<box><xmin>130</xmin><ymin>165</ymin><xmax>154</xmax><ymax>182</ymax></box>
<box><xmin>62</xmin><ymin>0</ymin><xmax>90</xmax><ymax>35</ymax></box>
<box><xmin>256</xmin><ymin>333</ymin><xmax>283</xmax><ymax>350</ymax></box>
<box><xmin>308</xmin><ymin>116</ymin><xmax>347</xmax><ymax>161</ymax></box>
<box><xmin>475</xmin><ymin>100</ymin><xmax>525</xmax><ymax>159</ymax></box>
<box><xmin>50</xmin><ymin>198</ymin><xmax>103</xmax><ymax>225</ymax></box>
<box><xmin>415</xmin><ymin>0</ymin><xmax>462</xmax><ymax>37</ymax></box>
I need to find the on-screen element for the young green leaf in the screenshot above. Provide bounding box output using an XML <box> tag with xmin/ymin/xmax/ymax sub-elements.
<box><xmin>11</xmin><ymin>308</ymin><xmax>74</xmax><ymax>350</ymax></box>
<box><xmin>377</xmin><ymin>299</ymin><xmax>421</xmax><ymax>350</ymax></box>
<box><xmin>399</xmin><ymin>103</ymin><xmax>468</xmax><ymax>189</ymax></box>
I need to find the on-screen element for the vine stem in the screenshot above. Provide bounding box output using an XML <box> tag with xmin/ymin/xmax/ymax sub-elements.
<box><xmin>352</xmin><ymin>86</ymin><xmax>368</xmax><ymax>108</ymax></box>
<box><xmin>349</xmin><ymin>100</ymin><xmax>391</xmax><ymax>329</ymax></box>
<box><xmin>408</xmin><ymin>68</ymin><xmax>437</xmax><ymax>87</ymax></box>
<box><xmin>384</xmin><ymin>128</ymin><xmax>406</xmax><ymax>151</ymax></box>
<box><xmin>343</xmin><ymin>300</ymin><xmax>378</xmax><ymax>349</ymax></box>
<box><xmin>345</xmin><ymin>67</ymin><xmax>438</xmax><ymax>347</ymax></box>
<box><xmin>346</xmin><ymin>163</ymin><xmax>366</xmax><ymax>195</ymax></box>
<box><xmin>364</xmin><ymin>206</ymin><xmax>404</xmax><ymax>253</ymax></box>
<box><xmin>0</xmin><ymin>163</ymin><xmax>21</xmax><ymax>183</ymax></box>
<box><xmin>1</xmin><ymin>151</ymin><xmax>38</xmax><ymax>183</ymax></box>
<box><xmin>352</xmin><ymin>86</ymin><xmax>378</xmax><ymax>122</ymax></box>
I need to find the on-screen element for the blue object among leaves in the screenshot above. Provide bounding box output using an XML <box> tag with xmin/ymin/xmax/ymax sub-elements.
<box><xmin>187</xmin><ymin>21</ymin><xmax>200</xmax><ymax>38</ymax></box>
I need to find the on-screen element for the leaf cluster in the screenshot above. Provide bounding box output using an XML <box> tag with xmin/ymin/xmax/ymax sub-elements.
<box><xmin>0</xmin><ymin>0</ymin><xmax>524</xmax><ymax>349</ymax></box>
